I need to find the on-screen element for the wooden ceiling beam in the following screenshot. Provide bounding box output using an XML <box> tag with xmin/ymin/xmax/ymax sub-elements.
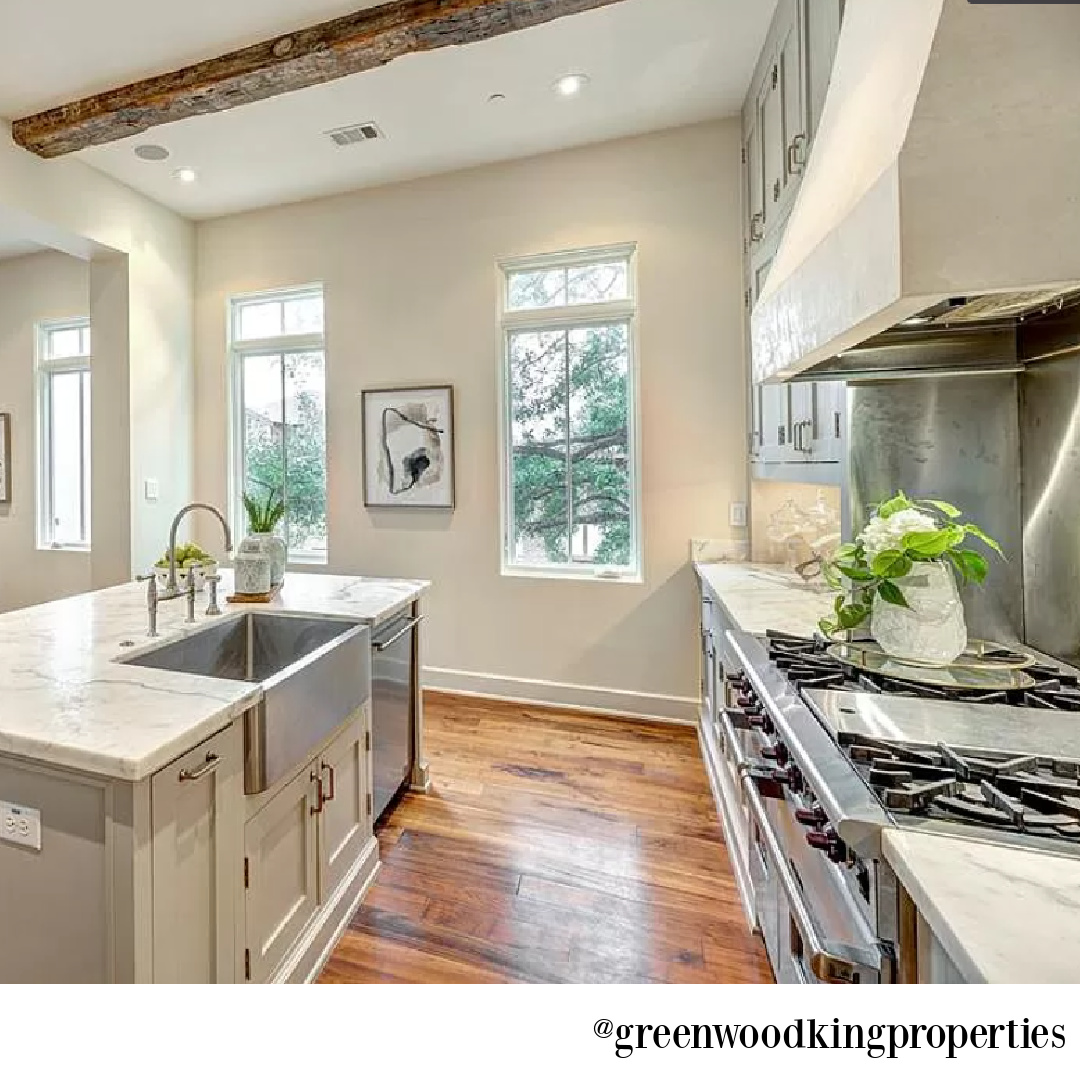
<box><xmin>12</xmin><ymin>0</ymin><xmax>631</xmax><ymax>159</ymax></box>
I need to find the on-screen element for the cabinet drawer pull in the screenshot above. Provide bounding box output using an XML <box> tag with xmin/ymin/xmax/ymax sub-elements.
<box><xmin>310</xmin><ymin>770</ymin><xmax>325</xmax><ymax>815</ymax></box>
<box><xmin>321</xmin><ymin>763</ymin><xmax>336</xmax><ymax>803</ymax></box>
<box><xmin>787</xmin><ymin>133</ymin><xmax>807</xmax><ymax>175</ymax></box>
<box><xmin>749</xmin><ymin>213</ymin><xmax>764</xmax><ymax>243</ymax></box>
<box><xmin>179</xmin><ymin>752</ymin><xmax>219</xmax><ymax>783</ymax></box>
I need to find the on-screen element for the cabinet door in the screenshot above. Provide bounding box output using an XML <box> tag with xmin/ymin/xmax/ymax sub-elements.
<box><xmin>758</xmin><ymin>58</ymin><xmax>785</xmax><ymax>235</ymax></box>
<box><xmin>778</xmin><ymin>11</ymin><xmax>806</xmax><ymax>196</ymax></box>
<box><xmin>744</xmin><ymin>110</ymin><xmax>765</xmax><ymax>253</ymax></box>
<box><xmin>318</xmin><ymin>710</ymin><xmax>372</xmax><ymax>903</ymax></box>
<box><xmin>151</xmin><ymin>724</ymin><xmax>242</xmax><ymax>983</ymax></box>
<box><xmin>812</xmin><ymin>380</ymin><xmax>845</xmax><ymax>462</ymax></box>
<box><xmin>758</xmin><ymin>382</ymin><xmax>791</xmax><ymax>463</ymax></box>
<box><xmin>244</xmin><ymin>764</ymin><xmax>319</xmax><ymax>982</ymax></box>
<box><xmin>805</xmin><ymin>0</ymin><xmax>843</xmax><ymax>140</ymax></box>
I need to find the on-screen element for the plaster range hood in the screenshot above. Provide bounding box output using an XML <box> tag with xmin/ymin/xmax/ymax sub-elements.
<box><xmin>752</xmin><ymin>0</ymin><xmax>1080</xmax><ymax>383</ymax></box>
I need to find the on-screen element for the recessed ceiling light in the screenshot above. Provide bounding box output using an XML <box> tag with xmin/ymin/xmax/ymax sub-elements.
<box><xmin>134</xmin><ymin>143</ymin><xmax>170</xmax><ymax>162</ymax></box>
<box><xmin>553</xmin><ymin>73</ymin><xmax>590</xmax><ymax>97</ymax></box>
<box><xmin>174</xmin><ymin>167</ymin><xmax>198</xmax><ymax>184</ymax></box>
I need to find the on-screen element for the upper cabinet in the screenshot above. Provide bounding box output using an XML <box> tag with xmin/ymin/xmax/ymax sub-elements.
<box><xmin>743</xmin><ymin>0</ymin><xmax>846</xmax><ymax>476</ymax></box>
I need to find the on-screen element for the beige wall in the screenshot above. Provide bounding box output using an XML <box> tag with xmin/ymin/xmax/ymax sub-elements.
<box><xmin>0</xmin><ymin>250</ymin><xmax>92</xmax><ymax>611</ymax></box>
<box><xmin>0</xmin><ymin>121</ymin><xmax>196</xmax><ymax>581</ymax></box>
<box><xmin>195</xmin><ymin>121</ymin><xmax>746</xmax><ymax>719</ymax></box>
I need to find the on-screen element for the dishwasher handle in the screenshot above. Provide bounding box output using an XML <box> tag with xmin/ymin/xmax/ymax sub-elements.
<box><xmin>372</xmin><ymin>614</ymin><xmax>424</xmax><ymax>652</ymax></box>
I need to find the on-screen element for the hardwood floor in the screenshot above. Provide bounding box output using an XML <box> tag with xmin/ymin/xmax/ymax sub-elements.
<box><xmin>318</xmin><ymin>692</ymin><xmax>773</xmax><ymax>984</ymax></box>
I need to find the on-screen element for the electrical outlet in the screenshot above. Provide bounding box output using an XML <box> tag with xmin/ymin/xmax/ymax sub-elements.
<box><xmin>0</xmin><ymin>801</ymin><xmax>42</xmax><ymax>852</ymax></box>
<box><xmin>729</xmin><ymin>502</ymin><xmax>749</xmax><ymax>529</ymax></box>
<box><xmin>144</xmin><ymin>478</ymin><xmax>160</xmax><ymax>502</ymax></box>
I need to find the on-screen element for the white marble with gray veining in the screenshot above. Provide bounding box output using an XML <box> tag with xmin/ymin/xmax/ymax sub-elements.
<box><xmin>882</xmin><ymin>828</ymin><xmax>1080</xmax><ymax>983</ymax></box>
<box><xmin>0</xmin><ymin>571</ymin><xmax>428</xmax><ymax>782</ymax></box>
<box><xmin>694</xmin><ymin>560</ymin><xmax>834</xmax><ymax>638</ymax></box>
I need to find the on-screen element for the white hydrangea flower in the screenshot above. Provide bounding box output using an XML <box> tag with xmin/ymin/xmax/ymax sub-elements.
<box><xmin>859</xmin><ymin>507</ymin><xmax>937</xmax><ymax>563</ymax></box>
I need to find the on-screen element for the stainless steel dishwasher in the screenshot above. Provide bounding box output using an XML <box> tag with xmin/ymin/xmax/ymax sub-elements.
<box><xmin>370</xmin><ymin>607</ymin><xmax>422</xmax><ymax>820</ymax></box>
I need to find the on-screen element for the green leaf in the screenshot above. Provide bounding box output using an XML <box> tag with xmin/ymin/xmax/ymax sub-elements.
<box><xmin>837</xmin><ymin>563</ymin><xmax>877</xmax><ymax>582</ymax></box>
<box><xmin>877</xmin><ymin>580</ymin><xmax>911</xmax><ymax>608</ymax></box>
<box><xmin>876</xmin><ymin>492</ymin><xmax>912</xmax><ymax>519</ymax></box>
<box><xmin>819</xmin><ymin>618</ymin><xmax>840</xmax><ymax>637</ymax></box>
<box><xmin>922</xmin><ymin>499</ymin><xmax>963</xmax><ymax>519</ymax></box>
<box><xmin>870</xmin><ymin>550</ymin><xmax>914</xmax><ymax>579</ymax></box>
<box><xmin>951</xmin><ymin>548</ymin><xmax>989</xmax><ymax>585</ymax></box>
<box><xmin>834</xmin><ymin>543</ymin><xmax>859</xmax><ymax>560</ymax></box>
<box><xmin>901</xmin><ymin>526</ymin><xmax>964</xmax><ymax>558</ymax></box>
<box><xmin>963</xmin><ymin>523</ymin><xmax>1005</xmax><ymax>558</ymax></box>
<box><xmin>838</xmin><ymin>603</ymin><xmax>871</xmax><ymax>631</ymax></box>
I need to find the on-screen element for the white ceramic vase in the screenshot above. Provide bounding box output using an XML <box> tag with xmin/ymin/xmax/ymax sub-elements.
<box><xmin>871</xmin><ymin>561</ymin><xmax>968</xmax><ymax>666</ymax></box>
<box><xmin>233</xmin><ymin>550</ymin><xmax>272</xmax><ymax>596</ymax></box>
<box><xmin>240</xmin><ymin>531</ymin><xmax>287</xmax><ymax>587</ymax></box>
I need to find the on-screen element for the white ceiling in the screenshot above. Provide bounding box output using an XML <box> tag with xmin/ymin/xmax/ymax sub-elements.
<box><xmin>0</xmin><ymin>0</ymin><xmax>776</xmax><ymax>220</ymax></box>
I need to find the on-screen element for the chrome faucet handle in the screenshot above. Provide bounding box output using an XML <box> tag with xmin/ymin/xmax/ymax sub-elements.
<box><xmin>185</xmin><ymin>570</ymin><xmax>197</xmax><ymax>623</ymax></box>
<box><xmin>205</xmin><ymin>573</ymin><xmax>222</xmax><ymax>617</ymax></box>
<box><xmin>136</xmin><ymin>573</ymin><xmax>160</xmax><ymax>637</ymax></box>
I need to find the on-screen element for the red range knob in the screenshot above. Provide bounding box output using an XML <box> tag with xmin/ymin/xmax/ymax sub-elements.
<box><xmin>795</xmin><ymin>806</ymin><xmax>826</xmax><ymax>827</ymax></box>
<box><xmin>805</xmin><ymin>829</ymin><xmax>847</xmax><ymax>863</ymax></box>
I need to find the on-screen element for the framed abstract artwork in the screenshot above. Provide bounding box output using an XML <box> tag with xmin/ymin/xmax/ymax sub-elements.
<box><xmin>0</xmin><ymin>413</ymin><xmax>9</xmax><ymax>504</ymax></box>
<box><xmin>362</xmin><ymin>386</ymin><xmax>455</xmax><ymax>509</ymax></box>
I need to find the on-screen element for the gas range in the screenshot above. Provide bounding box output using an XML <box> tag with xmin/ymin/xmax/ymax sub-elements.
<box><xmin>710</xmin><ymin>627</ymin><xmax>1080</xmax><ymax>983</ymax></box>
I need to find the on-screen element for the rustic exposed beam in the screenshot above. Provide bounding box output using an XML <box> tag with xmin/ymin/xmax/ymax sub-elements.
<box><xmin>12</xmin><ymin>0</ymin><xmax>631</xmax><ymax>159</ymax></box>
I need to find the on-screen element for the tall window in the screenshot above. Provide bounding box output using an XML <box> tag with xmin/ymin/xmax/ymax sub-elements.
<box><xmin>229</xmin><ymin>286</ymin><xmax>327</xmax><ymax>562</ymax></box>
<box><xmin>37</xmin><ymin>318</ymin><xmax>91</xmax><ymax>550</ymax></box>
<box><xmin>500</xmin><ymin>244</ymin><xmax>641</xmax><ymax>579</ymax></box>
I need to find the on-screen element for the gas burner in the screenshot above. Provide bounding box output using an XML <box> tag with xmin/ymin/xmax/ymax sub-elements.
<box><xmin>839</xmin><ymin>733</ymin><xmax>1080</xmax><ymax>842</ymax></box>
<box><xmin>765</xmin><ymin>630</ymin><xmax>1078</xmax><ymax>710</ymax></box>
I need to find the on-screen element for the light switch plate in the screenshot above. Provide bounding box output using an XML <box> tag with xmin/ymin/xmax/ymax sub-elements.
<box><xmin>144</xmin><ymin>478</ymin><xmax>160</xmax><ymax>502</ymax></box>
<box><xmin>729</xmin><ymin>501</ymin><xmax>749</xmax><ymax>529</ymax></box>
<box><xmin>0</xmin><ymin>801</ymin><xmax>42</xmax><ymax>851</ymax></box>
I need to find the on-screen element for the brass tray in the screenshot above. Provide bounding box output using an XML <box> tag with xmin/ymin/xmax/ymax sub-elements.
<box><xmin>826</xmin><ymin>640</ymin><xmax>1038</xmax><ymax>692</ymax></box>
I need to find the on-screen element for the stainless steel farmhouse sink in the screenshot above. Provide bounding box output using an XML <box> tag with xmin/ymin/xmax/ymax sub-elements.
<box><xmin>120</xmin><ymin>613</ymin><xmax>371</xmax><ymax>794</ymax></box>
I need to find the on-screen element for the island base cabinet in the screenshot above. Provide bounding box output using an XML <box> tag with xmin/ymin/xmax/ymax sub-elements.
<box><xmin>243</xmin><ymin>707</ymin><xmax>376</xmax><ymax>983</ymax></box>
<box><xmin>244</xmin><ymin>765</ymin><xmax>321</xmax><ymax>983</ymax></box>
<box><xmin>150</xmin><ymin>724</ymin><xmax>243</xmax><ymax>983</ymax></box>
<box><xmin>318</xmin><ymin>714</ymin><xmax>372</xmax><ymax>902</ymax></box>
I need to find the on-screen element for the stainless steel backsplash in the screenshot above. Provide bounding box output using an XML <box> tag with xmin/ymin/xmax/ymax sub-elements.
<box><xmin>1020</xmin><ymin>355</ymin><xmax>1080</xmax><ymax>666</ymax></box>
<box><xmin>846</xmin><ymin>374</ymin><xmax>1025</xmax><ymax>646</ymax></box>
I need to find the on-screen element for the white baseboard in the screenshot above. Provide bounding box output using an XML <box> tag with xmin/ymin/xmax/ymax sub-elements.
<box><xmin>423</xmin><ymin>666</ymin><xmax>698</xmax><ymax>725</ymax></box>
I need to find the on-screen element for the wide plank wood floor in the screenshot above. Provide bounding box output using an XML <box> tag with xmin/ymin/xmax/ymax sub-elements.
<box><xmin>318</xmin><ymin>692</ymin><xmax>773</xmax><ymax>984</ymax></box>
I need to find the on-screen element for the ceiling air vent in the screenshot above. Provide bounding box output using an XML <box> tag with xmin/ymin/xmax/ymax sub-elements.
<box><xmin>325</xmin><ymin>122</ymin><xmax>384</xmax><ymax>147</ymax></box>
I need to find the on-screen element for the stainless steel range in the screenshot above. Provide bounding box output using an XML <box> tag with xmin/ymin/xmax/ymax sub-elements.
<box><xmin>702</xmin><ymin>624</ymin><xmax>1080</xmax><ymax>986</ymax></box>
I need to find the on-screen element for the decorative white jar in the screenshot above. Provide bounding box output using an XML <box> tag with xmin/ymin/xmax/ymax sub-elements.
<box><xmin>240</xmin><ymin>532</ymin><xmax>287</xmax><ymax>587</ymax></box>
<box><xmin>871</xmin><ymin>562</ymin><xmax>968</xmax><ymax>666</ymax></box>
<box><xmin>234</xmin><ymin>550</ymin><xmax>272</xmax><ymax>596</ymax></box>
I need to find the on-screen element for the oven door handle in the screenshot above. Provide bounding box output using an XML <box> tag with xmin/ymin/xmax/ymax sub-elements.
<box><xmin>717</xmin><ymin>706</ymin><xmax>750</xmax><ymax>772</ymax></box>
<box><xmin>741</xmin><ymin>772</ymin><xmax>884</xmax><ymax>984</ymax></box>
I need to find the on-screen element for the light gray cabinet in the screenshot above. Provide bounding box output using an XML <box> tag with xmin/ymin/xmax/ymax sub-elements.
<box><xmin>242</xmin><ymin>706</ymin><xmax>373</xmax><ymax>982</ymax></box>
<box><xmin>151</xmin><ymin>724</ymin><xmax>243</xmax><ymax>983</ymax></box>
<box><xmin>744</xmin><ymin>0</ymin><xmax>847</xmax><ymax>478</ymax></box>
<box><xmin>244</xmin><ymin>762</ymin><xmax>320</xmax><ymax>983</ymax></box>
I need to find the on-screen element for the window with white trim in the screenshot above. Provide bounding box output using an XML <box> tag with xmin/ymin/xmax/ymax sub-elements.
<box><xmin>499</xmin><ymin>244</ymin><xmax>641</xmax><ymax>579</ymax></box>
<box><xmin>37</xmin><ymin>318</ymin><xmax>91</xmax><ymax>550</ymax></box>
<box><xmin>229</xmin><ymin>285</ymin><xmax>327</xmax><ymax>563</ymax></box>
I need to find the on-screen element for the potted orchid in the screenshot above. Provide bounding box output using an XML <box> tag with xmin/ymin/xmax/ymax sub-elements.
<box><xmin>820</xmin><ymin>492</ymin><xmax>1004</xmax><ymax>665</ymax></box>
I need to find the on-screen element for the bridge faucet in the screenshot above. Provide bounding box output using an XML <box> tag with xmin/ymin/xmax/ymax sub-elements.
<box><xmin>163</xmin><ymin>503</ymin><xmax>233</xmax><ymax>599</ymax></box>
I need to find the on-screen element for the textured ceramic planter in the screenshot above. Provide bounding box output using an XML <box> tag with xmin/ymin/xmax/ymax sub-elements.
<box><xmin>871</xmin><ymin>561</ymin><xmax>968</xmax><ymax>666</ymax></box>
<box><xmin>234</xmin><ymin>550</ymin><xmax>272</xmax><ymax>595</ymax></box>
<box><xmin>240</xmin><ymin>531</ymin><xmax>287</xmax><ymax>587</ymax></box>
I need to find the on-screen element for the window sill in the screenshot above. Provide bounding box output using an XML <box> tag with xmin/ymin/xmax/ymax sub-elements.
<box><xmin>502</xmin><ymin>566</ymin><xmax>643</xmax><ymax>585</ymax></box>
<box><xmin>37</xmin><ymin>543</ymin><xmax>90</xmax><ymax>554</ymax></box>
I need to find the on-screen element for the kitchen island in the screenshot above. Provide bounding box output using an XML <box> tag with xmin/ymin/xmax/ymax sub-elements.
<box><xmin>0</xmin><ymin>571</ymin><xmax>429</xmax><ymax>983</ymax></box>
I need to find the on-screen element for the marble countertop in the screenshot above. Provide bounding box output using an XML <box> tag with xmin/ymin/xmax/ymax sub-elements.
<box><xmin>882</xmin><ymin>828</ymin><xmax>1080</xmax><ymax>983</ymax></box>
<box><xmin>0</xmin><ymin>571</ymin><xmax>428</xmax><ymax>783</ymax></box>
<box><xmin>694</xmin><ymin>560</ymin><xmax>833</xmax><ymax>638</ymax></box>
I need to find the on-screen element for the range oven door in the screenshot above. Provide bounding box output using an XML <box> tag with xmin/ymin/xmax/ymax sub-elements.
<box><xmin>742</xmin><ymin>772</ymin><xmax>888</xmax><ymax>984</ymax></box>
